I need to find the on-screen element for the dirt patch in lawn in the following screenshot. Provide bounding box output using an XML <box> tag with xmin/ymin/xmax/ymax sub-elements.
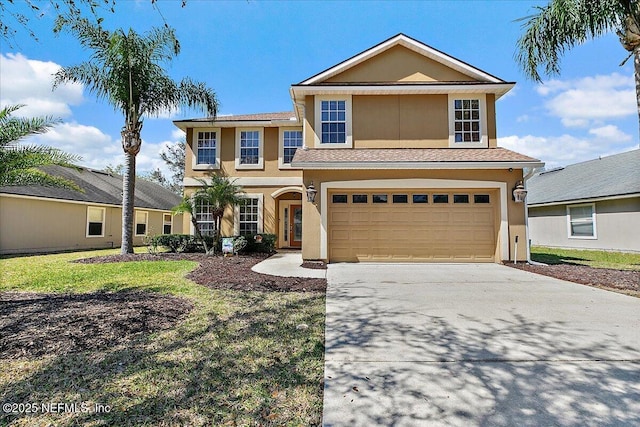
<box><xmin>0</xmin><ymin>291</ymin><xmax>193</xmax><ymax>359</ymax></box>
<box><xmin>506</xmin><ymin>263</ymin><xmax>639</xmax><ymax>297</ymax></box>
<box><xmin>76</xmin><ymin>253</ymin><xmax>327</xmax><ymax>292</ymax></box>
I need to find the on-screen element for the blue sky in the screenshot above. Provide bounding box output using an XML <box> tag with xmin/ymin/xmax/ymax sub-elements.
<box><xmin>1</xmin><ymin>0</ymin><xmax>637</xmax><ymax>175</ymax></box>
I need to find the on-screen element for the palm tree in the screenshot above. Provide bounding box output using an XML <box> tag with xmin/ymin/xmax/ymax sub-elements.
<box><xmin>0</xmin><ymin>104</ymin><xmax>81</xmax><ymax>190</ymax></box>
<box><xmin>53</xmin><ymin>18</ymin><xmax>218</xmax><ymax>254</ymax></box>
<box><xmin>516</xmin><ymin>0</ymin><xmax>640</xmax><ymax>127</ymax></box>
<box><xmin>172</xmin><ymin>175</ymin><xmax>245</xmax><ymax>255</ymax></box>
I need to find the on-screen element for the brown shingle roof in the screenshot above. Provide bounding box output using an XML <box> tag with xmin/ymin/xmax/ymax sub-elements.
<box><xmin>291</xmin><ymin>148</ymin><xmax>542</xmax><ymax>169</ymax></box>
<box><xmin>175</xmin><ymin>111</ymin><xmax>296</xmax><ymax>123</ymax></box>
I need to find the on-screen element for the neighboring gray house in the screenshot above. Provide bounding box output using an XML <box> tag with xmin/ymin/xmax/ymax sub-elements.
<box><xmin>0</xmin><ymin>165</ymin><xmax>183</xmax><ymax>254</ymax></box>
<box><xmin>527</xmin><ymin>149</ymin><xmax>640</xmax><ymax>253</ymax></box>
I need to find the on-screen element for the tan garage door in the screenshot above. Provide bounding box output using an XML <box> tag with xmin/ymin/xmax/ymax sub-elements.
<box><xmin>328</xmin><ymin>189</ymin><xmax>498</xmax><ymax>262</ymax></box>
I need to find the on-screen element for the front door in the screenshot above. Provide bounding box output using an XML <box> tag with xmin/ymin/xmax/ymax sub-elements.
<box><xmin>290</xmin><ymin>204</ymin><xmax>302</xmax><ymax>247</ymax></box>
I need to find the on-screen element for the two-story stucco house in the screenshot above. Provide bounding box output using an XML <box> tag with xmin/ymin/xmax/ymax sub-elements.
<box><xmin>174</xmin><ymin>34</ymin><xmax>543</xmax><ymax>263</ymax></box>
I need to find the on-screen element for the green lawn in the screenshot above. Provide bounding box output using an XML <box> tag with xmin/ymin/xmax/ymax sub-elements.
<box><xmin>531</xmin><ymin>246</ymin><xmax>640</xmax><ymax>271</ymax></box>
<box><xmin>0</xmin><ymin>249</ymin><xmax>325</xmax><ymax>426</ymax></box>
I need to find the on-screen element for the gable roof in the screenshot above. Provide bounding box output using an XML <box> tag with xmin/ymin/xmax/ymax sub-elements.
<box><xmin>0</xmin><ymin>165</ymin><xmax>181</xmax><ymax>210</ymax></box>
<box><xmin>527</xmin><ymin>149</ymin><xmax>640</xmax><ymax>206</ymax></box>
<box><xmin>299</xmin><ymin>33</ymin><xmax>506</xmax><ymax>85</ymax></box>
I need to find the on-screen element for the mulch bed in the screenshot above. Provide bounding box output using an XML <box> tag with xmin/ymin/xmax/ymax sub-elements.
<box><xmin>76</xmin><ymin>252</ymin><xmax>327</xmax><ymax>292</ymax></box>
<box><xmin>506</xmin><ymin>262</ymin><xmax>639</xmax><ymax>297</ymax></box>
<box><xmin>0</xmin><ymin>291</ymin><xmax>193</xmax><ymax>359</ymax></box>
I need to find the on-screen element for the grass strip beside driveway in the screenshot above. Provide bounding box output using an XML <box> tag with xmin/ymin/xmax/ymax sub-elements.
<box><xmin>0</xmin><ymin>249</ymin><xmax>325</xmax><ymax>426</ymax></box>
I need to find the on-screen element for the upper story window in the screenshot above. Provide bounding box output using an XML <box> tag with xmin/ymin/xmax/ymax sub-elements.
<box><xmin>192</xmin><ymin>128</ymin><xmax>220</xmax><ymax>170</ymax></box>
<box><xmin>321</xmin><ymin>100</ymin><xmax>346</xmax><ymax>144</ymax></box>
<box><xmin>196</xmin><ymin>131</ymin><xmax>217</xmax><ymax>164</ymax></box>
<box><xmin>453</xmin><ymin>100</ymin><xmax>480</xmax><ymax>143</ymax></box>
<box><xmin>448</xmin><ymin>94</ymin><xmax>487</xmax><ymax>148</ymax></box>
<box><xmin>279</xmin><ymin>128</ymin><xmax>303</xmax><ymax>168</ymax></box>
<box><xmin>314</xmin><ymin>96</ymin><xmax>353</xmax><ymax>148</ymax></box>
<box><xmin>235</xmin><ymin>128</ymin><xmax>264</xmax><ymax>169</ymax></box>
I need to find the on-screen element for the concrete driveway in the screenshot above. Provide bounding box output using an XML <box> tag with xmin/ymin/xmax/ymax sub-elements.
<box><xmin>323</xmin><ymin>263</ymin><xmax>640</xmax><ymax>427</ymax></box>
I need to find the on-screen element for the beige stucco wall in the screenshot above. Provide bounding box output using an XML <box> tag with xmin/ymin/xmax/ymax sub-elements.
<box><xmin>528</xmin><ymin>197</ymin><xmax>640</xmax><ymax>252</ymax></box>
<box><xmin>324</xmin><ymin>45</ymin><xmax>476</xmax><ymax>83</ymax></box>
<box><xmin>0</xmin><ymin>195</ymin><xmax>181</xmax><ymax>254</ymax></box>
<box><xmin>301</xmin><ymin>93</ymin><xmax>498</xmax><ymax>149</ymax></box>
<box><xmin>300</xmin><ymin>168</ymin><xmax>526</xmax><ymax>262</ymax></box>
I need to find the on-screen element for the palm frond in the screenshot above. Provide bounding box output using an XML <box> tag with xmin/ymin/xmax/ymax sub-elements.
<box><xmin>516</xmin><ymin>0</ymin><xmax>626</xmax><ymax>81</ymax></box>
<box><xmin>0</xmin><ymin>105</ymin><xmax>61</xmax><ymax>146</ymax></box>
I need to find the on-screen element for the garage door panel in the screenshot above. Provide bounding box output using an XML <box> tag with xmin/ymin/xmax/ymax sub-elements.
<box><xmin>329</xmin><ymin>189</ymin><xmax>497</xmax><ymax>263</ymax></box>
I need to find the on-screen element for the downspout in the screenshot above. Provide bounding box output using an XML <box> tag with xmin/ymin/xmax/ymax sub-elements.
<box><xmin>522</xmin><ymin>168</ymin><xmax>542</xmax><ymax>264</ymax></box>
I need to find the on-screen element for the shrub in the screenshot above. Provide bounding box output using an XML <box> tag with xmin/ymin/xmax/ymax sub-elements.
<box><xmin>150</xmin><ymin>233</ymin><xmax>277</xmax><ymax>254</ymax></box>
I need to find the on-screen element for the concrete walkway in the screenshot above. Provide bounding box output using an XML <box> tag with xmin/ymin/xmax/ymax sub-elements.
<box><xmin>251</xmin><ymin>251</ymin><xmax>326</xmax><ymax>278</ymax></box>
<box><xmin>323</xmin><ymin>263</ymin><xmax>640</xmax><ymax>427</ymax></box>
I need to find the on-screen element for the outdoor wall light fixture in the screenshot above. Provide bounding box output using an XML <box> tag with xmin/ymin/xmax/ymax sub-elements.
<box><xmin>512</xmin><ymin>180</ymin><xmax>527</xmax><ymax>203</ymax></box>
<box><xmin>306</xmin><ymin>181</ymin><xmax>318</xmax><ymax>203</ymax></box>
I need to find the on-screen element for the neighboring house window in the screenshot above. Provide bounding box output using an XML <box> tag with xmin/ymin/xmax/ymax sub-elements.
<box><xmin>235</xmin><ymin>128</ymin><xmax>264</xmax><ymax>169</ymax></box>
<box><xmin>196</xmin><ymin>131</ymin><xmax>217</xmax><ymax>165</ymax></box>
<box><xmin>196</xmin><ymin>200</ymin><xmax>215</xmax><ymax>236</ymax></box>
<box><xmin>86</xmin><ymin>206</ymin><xmax>105</xmax><ymax>237</ymax></box>
<box><xmin>192</xmin><ymin>128</ymin><xmax>220</xmax><ymax>170</ymax></box>
<box><xmin>135</xmin><ymin>211</ymin><xmax>148</xmax><ymax>236</ymax></box>
<box><xmin>314</xmin><ymin>96</ymin><xmax>352</xmax><ymax>148</ymax></box>
<box><xmin>282</xmin><ymin>130</ymin><xmax>303</xmax><ymax>164</ymax></box>
<box><xmin>448</xmin><ymin>94</ymin><xmax>487</xmax><ymax>147</ymax></box>
<box><xmin>567</xmin><ymin>204</ymin><xmax>596</xmax><ymax>238</ymax></box>
<box><xmin>163</xmin><ymin>214</ymin><xmax>172</xmax><ymax>234</ymax></box>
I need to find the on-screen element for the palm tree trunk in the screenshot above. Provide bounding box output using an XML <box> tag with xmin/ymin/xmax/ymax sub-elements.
<box><xmin>121</xmin><ymin>151</ymin><xmax>136</xmax><ymax>254</ymax></box>
<box><xmin>191</xmin><ymin>216</ymin><xmax>209</xmax><ymax>254</ymax></box>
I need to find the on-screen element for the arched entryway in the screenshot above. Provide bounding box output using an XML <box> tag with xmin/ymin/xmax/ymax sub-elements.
<box><xmin>271</xmin><ymin>187</ymin><xmax>303</xmax><ymax>249</ymax></box>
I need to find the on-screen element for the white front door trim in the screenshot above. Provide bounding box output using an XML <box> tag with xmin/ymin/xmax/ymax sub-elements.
<box><xmin>320</xmin><ymin>178</ymin><xmax>509</xmax><ymax>260</ymax></box>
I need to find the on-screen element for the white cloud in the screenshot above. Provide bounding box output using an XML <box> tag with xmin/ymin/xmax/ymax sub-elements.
<box><xmin>0</xmin><ymin>53</ymin><xmax>84</xmax><ymax>118</ymax></box>
<box><xmin>516</xmin><ymin>115</ymin><xmax>530</xmax><ymax>123</ymax></box>
<box><xmin>536</xmin><ymin>73</ymin><xmax>635</xmax><ymax>125</ymax></box>
<box><xmin>499</xmin><ymin>125</ymin><xmax>635</xmax><ymax>169</ymax></box>
<box><xmin>588</xmin><ymin>124</ymin><xmax>632</xmax><ymax>141</ymax></box>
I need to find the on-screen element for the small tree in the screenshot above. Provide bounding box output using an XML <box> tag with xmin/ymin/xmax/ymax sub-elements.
<box><xmin>172</xmin><ymin>175</ymin><xmax>245</xmax><ymax>255</ymax></box>
<box><xmin>0</xmin><ymin>104</ymin><xmax>81</xmax><ymax>190</ymax></box>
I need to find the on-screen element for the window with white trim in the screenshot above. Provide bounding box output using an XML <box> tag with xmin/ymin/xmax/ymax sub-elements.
<box><xmin>195</xmin><ymin>200</ymin><xmax>215</xmax><ymax>236</ymax></box>
<box><xmin>321</xmin><ymin>100</ymin><xmax>346</xmax><ymax>143</ymax></box>
<box><xmin>135</xmin><ymin>211</ymin><xmax>148</xmax><ymax>236</ymax></box>
<box><xmin>283</xmin><ymin>130</ymin><xmax>303</xmax><ymax>164</ymax></box>
<box><xmin>453</xmin><ymin>99</ymin><xmax>480</xmax><ymax>142</ymax></box>
<box><xmin>314</xmin><ymin>96</ymin><xmax>352</xmax><ymax>148</ymax></box>
<box><xmin>448</xmin><ymin>94</ymin><xmax>487</xmax><ymax>147</ymax></box>
<box><xmin>86</xmin><ymin>206</ymin><xmax>105</xmax><ymax>237</ymax></box>
<box><xmin>163</xmin><ymin>213</ymin><xmax>172</xmax><ymax>234</ymax></box>
<box><xmin>235</xmin><ymin>128</ymin><xmax>263</xmax><ymax>169</ymax></box>
<box><xmin>568</xmin><ymin>204</ymin><xmax>596</xmax><ymax>238</ymax></box>
<box><xmin>239</xmin><ymin>198</ymin><xmax>259</xmax><ymax>236</ymax></box>
<box><xmin>240</xmin><ymin>130</ymin><xmax>260</xmax><ymax>165</ymax></box>
<box><xmin>196</xmin><ymin>131</ymin><xmax>217</xmax><ymax>165</ymax></box>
